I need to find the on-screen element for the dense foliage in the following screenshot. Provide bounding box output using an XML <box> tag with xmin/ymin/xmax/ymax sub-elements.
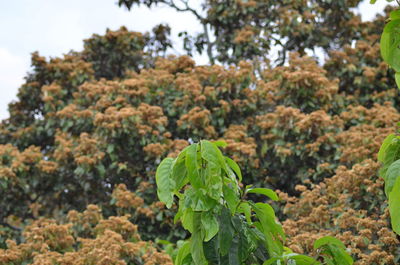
<box><xmin>1</xmin><ymin>1</ymin><xmax>400</xmax><ymax>264</ymax></box>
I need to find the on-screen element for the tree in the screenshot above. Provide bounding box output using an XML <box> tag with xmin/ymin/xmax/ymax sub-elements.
<box><xmin>118</xmin><ymin>0</ymin><xmax>363</xmax><ymax>66</ymax></box>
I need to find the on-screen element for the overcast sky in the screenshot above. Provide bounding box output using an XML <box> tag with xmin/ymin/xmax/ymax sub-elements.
<box><xmin>0</xmin><ymin>0</ymin><xmax>395</xmax><ymax>120</ymax></box>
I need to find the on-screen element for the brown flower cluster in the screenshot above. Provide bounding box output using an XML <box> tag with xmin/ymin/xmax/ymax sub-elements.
<box><xmin>0</xmin><ymin>205</ymin><xmax>172</xmax><ymax>265</ymax></box>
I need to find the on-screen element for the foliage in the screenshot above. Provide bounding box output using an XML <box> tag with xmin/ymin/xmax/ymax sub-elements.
<box><xmin>156</xmin><ymin>140</ymin><xmax>352</xmax><ymax>264</ymax></box>
<box><xmin>118</xmin><ymin>0</ymin><xmax>363</xmax><ymax>66</ymax></box>
<box><xmin>1</xmin><ymin>1</ymin><xmax>400</xmax><ymax>264</ymax></box>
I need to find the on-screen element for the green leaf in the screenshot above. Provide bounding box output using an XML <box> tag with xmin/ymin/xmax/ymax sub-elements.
<box><xmin>378</xmin><ymin>134</ymin><xmax>395</xmax><ymax>163</ymax></box>
<box><xmin>370</xmin><ymin>0</ymin><xmax>377</xmax><ymax>3</ymax></box>
<box><xmin>223</xmin><ymin>184</ymin><xmax>240</xmax><ymax>214</ymax></box>
<box><xmin>390</xmin><ymin>10</ymin><xmax>400</xmax><ymax>20</ymax></box>
<box><xmin>314</xmin><ymin>236</ymin><xmax>346</xmax><ymax>250</ymax></box>
<box><xmin>184</xmin><ymin>188</ymin><xmax>217</xmax><ymax>211</ymax></box>
<box><xmin>201</xmin><ymin>140</ymin><xmax>228</xmax><ymax>173</ymax></box>
<box><xmin>156</xmin><ymin>157</ymin><xmax>175</xmax><ymax>208</ymax></box>
<box><xmin>181</xmin><ymin>208</ymin><xmax>194</xmax><ymax>233</ymax></box>
<box><xmin>226</xmin><ymin>235</ymin><xmax>241</xmax><ymax>265</ymax></box>
<box><xmin>385</xmin><ymin>159</ymin><xmax>400</xmax><ymax>196</ymax></box>
<box><xmin>225</xmin><ymin>156</ymin><xmax>242</xmax><ymax>182</ymax></box>
<box><xmin>247</xmin><ymin>188</ymin><xmax>279</xmax><ymax>201</ymax></box>
<box><xmin>389</xmin><ymin>176</ymin><xmax>400</xmax><ymax>234</ymax></box>
<box><xmin>218</xmin><ymin>207</ymin><xmax>234</xmax><ymax>256</ymax></box>
<box><xmin>381</xmin><ymin>20</ymin><xmax>400</xmax><ymax>71</ymax></box>
<box><xmin>204</xmin><ymin>236</ymin><xmax>220</xmax><ymax>264</ymax></box>
<box><xmin>252</xmin><ymin>202</ymin><xmax>285</xmax><ymax>257</ymax></box>
<box><xmin>213</xmin><ymin>140</ymin><xmax>228</xmax><ymax>147</ymax></box>
<box><xmin>173</xmin><ymin>157</ymin><xmax>188</xmax><ymax>191</ymax></box>
<box><xmin>396</xmin><ymin>72</ymin><xmax>400</xmax><ymax>89</ymax></box>
<box><xmin>231</xmin><ymin>216</ymin><xmax>258</xmax><ymax>262</ymax></box>
<box><xmin>186</xmin><ymin>144</ymin><xmax>202</xmax><ymax>188</ymax></box>
<box><xmin>325</xmin><ymin>245</ymin><xmax>353</xmax><ymax>265</ymax></box>
<box><xmin>288</xmin><ymin>254</ymin><xmax>320</xmax><ymax>265</ymax></box>
<box><xmin>175</xmin><ymin>241</ymin><xmax>191</xmax><ymax>265</ymax></box>
<box><xmin>201</xmin><ymin>212</ymin><xmax>219</xmax><ymax>242</ymax></box>
<box><xmin>264</xmin><ymin>254</ymin><xmax>319</xmax><ymax>265</ymax></box>
<box><xmin>238</xmin><ymin>202</ymin><xmax>252</xmax><ymax>224</ymax></box>
<box><xmin>191</xmin><ymin>212</ymin><xmax>207</xmax><ymax>265</ymax></box>
<box><xmin>204</xmin><ymin>161</ymin><xmax>223</xmax><ymax>201</ymax></box>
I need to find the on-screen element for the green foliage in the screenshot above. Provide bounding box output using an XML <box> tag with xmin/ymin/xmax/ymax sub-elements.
<box><xmin>156</xmin><ymin>140</ymin><xmax>352</xmax><ymax>264</ymax></box>
<box><xmin>380</xmin><ymin>9</ymin><xmax>400</xmax><ymax>88</ymax></box>
<box><xmin>379</xmin><ymin>133</ymin><xmax>400</xmax><ymax>234</ymax></box>
<box><xmin>375</xmin><ymin>2</ymin><xmax>400</xmax><ymax>236</ymax></box>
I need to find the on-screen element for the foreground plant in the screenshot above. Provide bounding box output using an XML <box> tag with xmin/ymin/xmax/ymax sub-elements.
<box><xmin>156</xmin><ymin>140</ymin><xmax>352</xmax><ymax>264</ymax></box>
<box><xmin>372</xmin><ymin>0</ymin><xmax>400</xmax><ymax>235</ymax></box>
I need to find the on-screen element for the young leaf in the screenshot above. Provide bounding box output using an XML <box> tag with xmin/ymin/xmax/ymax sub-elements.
<box><xmin>175</xmin><ymin>241</ymin><xmax>191</xmax><ymax>265</ymax></box>
<box><xmin>247</xmin><ymin>188</ymin><xmax>279</xmax><ymax>201</ymax></box>
<box><xmin>238</xmin><ymin>202</ymin><xmax>252</xmax><ymax>224</ymax></box>
<box><xmin>156</xmin><ymin>157</ymin><xmax>175</xmax><ymax>208</ymax></box>
<box><xmin>213</xmin><ymin>140</ymin><xmax>228</xmax><ymax>147</ymax></box>
<box><xmin>225</xmin><ymin>156</ymin><xmax>242</xmax><ymax>182</ymax></box>
<box><xmin>313</xmin><ymin>236</ymin><xmax>346</xmax><ymax>250</ymax></box>
<box><xmin>389</xmin><ymin>176</ymin><xmax>400</xmax><ymax>234</ymax></box>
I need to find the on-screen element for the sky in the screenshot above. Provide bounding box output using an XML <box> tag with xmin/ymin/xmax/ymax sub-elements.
<box><xmin>0</xmin><ymin>0</ymin><xmax>396</xmax><ymax>120</ymax></box>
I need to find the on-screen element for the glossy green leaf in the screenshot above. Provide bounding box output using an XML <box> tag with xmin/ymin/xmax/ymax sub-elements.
<box><xmin>378</xmin><ymin>134</ymin><xmax>395</xmax><ymax>163</ymax></box>
<box><xmin>390</xmin><ymin>10</ymin><xmax>400</xmax><ymax>20</ymax></box>
<box><xmin>247</xmin><ymin>188</ymin><xmax>279</xmax><ymax>201</ymax></box>
<box><xmin>156</xmin><ymin>157</ymin><xmax>175</xmax><ymax>208</ymax></box>
<box><xmin>175</xmin><ymin>241</ymin><xmax>191</xmax><ymax>265</ymax></box>
<box><xmin>201</xmin><ymin>140</ymin><xmax>228</xmax><ymax>173</ymax></box>
<box><xmin>385</xmin><ymin>159</ymin><xmax>400</xmax><ymax>196</ymax></box>
<box><xmin>182</xmin><ymin>208</ymin><xmax>194</xmax><ymax>233</ymax></box>
<box><xmin>326</xmin><ymin>245</ymin><xmax>353</xmax><ymax>265</ymax></box>
<box><xmin>173</xmin><ymin>157</ymin><xmax>188</xmax><ymax>191</ymax></box>
<box><xmin>223</xmin><ymin>184</ymin><xmax>240</xmax><ymax>214</ymax></box>
<box><xmin>381</xmin><ymin>20</ymin><xmax>400</xmax><ymax>71</ymax></box>
<box><xmin>314</xmin><ymin>236</ymin><xmax>346</xmax><ymax>250</ymax></box>
<box><xmin>184</xmin><ymin>188</ymin><xmax>217</xmax><ymax>211</ymax></box>
<box><xmin>213</xmin><ymin>140</ymin><xmax>228</xmax><ymax>147</ymax></box>
<box><xmin>252</xmin><ymin>202</ymin><xmax>284</xmax><ymax>256</ymax></box>
<box><xmin>225</xmin><ymin>156</ymin><xmax>242</xmax><ymax>182</ymax></box>
<box><xmin>238</xmin><ymin>202</ymin><xmax>252</xmax><ymax>224</ymax></box>
<box><xmin>186</xmin><ymin>144</ymin><xmax>202</xmax><ymax>188</ymax></box>
<box><xmin>191</xmin><ymin>212</ymin><xmax>207</xmax><ymax>265</ymax></box>
<box><xmin>201</xmin><ymin>212</ymin><xmax>219</xmax><ymax>242</ymax></box>
<box><xmin>389</xmin><ymin>176</ymin><xmax>400</xmax><ymax>234</ymax></box>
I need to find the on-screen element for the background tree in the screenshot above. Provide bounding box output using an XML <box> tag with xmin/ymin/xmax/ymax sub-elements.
<box><xmin>1</xmin><ymin>1</ymin><xmax>400</xmax><ymax>264</ymax></box>
<box><xmin>118</xmin><ymin>0</ymin><xmax>363</xmax><ymax>66</ymax></box>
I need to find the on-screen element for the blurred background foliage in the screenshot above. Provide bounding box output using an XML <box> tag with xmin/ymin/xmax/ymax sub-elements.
<box><xmin>1</xmin><ymin>1</ymin><xmax>400</xmax><ymax>264</ymax></box>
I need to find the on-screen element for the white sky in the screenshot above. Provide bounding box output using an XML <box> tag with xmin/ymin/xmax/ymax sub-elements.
<box><xmin>0</xmin><ymin>0</ymin><xmax>395</xmax><ymax>120</ymax></box>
